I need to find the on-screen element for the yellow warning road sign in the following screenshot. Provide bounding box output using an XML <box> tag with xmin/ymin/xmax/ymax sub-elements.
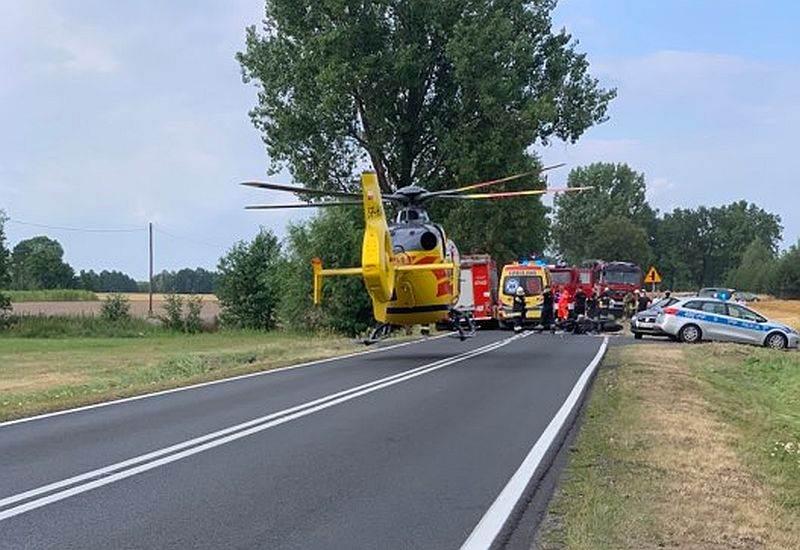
<box><xmin>643</xmin><ymin>266</ymin><xmax>662</xmax><ymax>284</ymax></box>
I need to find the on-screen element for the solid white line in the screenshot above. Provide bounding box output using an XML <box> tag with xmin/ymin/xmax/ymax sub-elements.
<box><xmin>0</xmin><ymin>333</ymin><xmax>450</xmax><ymax>429</ymax></box>
<box><xmin>0</xmin><ymin>334</ymin><xmax>527</xmax><ymax>522</ymax></box>
<box><xmin>460</xmin><ymin>337</ymin><xmax>609</xmax><ymax>550</ymax></box>
<box><xmin>0</xmin><ymin>335</ymin><xmax>498</xmax><ymax>510</ymax></box>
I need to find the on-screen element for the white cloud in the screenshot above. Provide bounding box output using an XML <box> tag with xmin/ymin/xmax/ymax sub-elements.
<box><xmin>0</xmin><ymin>1</ymin><xmax>119</xmax><ymax>82</ymax></box>
<box><xmin>541</xmin><ymin>49</ymin><xmax>800</xmax><ymax>247</ymax></box>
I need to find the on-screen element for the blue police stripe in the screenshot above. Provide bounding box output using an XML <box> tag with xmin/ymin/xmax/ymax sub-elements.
<box><xmin>675</xmin><ymin>309</ymin><xmax>786</xmax><ymax>333</ymax></box>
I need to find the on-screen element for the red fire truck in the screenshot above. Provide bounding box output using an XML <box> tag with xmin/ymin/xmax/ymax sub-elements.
<box><xmin>581</xmin><ymin>260</ymin><xmax>643</xmax><ymax>314</ymax></box>
<box><xmin>548</xmin><ymin>265</ymin><xmax>578</xmax><ymax>295</ymax></box>
<box><xmin>455</xmin><ymin>254</ymin><xmax>498</xmax><ymax>326</ymax></box>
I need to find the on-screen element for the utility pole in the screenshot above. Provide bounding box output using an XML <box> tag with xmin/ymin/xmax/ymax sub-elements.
<box><xmin>149</xmin><ymin>222</ymin><xmax>154</xmax><ymax>317</ymax></box>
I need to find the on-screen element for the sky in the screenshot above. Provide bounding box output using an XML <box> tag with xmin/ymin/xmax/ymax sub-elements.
<box><xmin>1</xmin><ymin>1</ymin><xmax>798</xmax><ymax>280</ymax></box>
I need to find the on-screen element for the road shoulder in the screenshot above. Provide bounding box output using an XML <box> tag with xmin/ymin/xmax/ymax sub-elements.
<box><xmin>535</xmin><ymin>342</ymin><xmax>800</xmax><ymax>549</ymax></box>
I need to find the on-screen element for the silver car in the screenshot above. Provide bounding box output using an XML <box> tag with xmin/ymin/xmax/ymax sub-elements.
<box><xmin>656</xmin><ymin>297</ymin><xmax>799</xmax><ymax>349</ymax></box>
<box><xmin>630</xmin><ymin>297</ymin><xmax>679</xmax><ymax>339</ymax></box>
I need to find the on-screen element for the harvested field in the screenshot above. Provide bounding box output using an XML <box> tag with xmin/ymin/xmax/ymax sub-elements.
<box><xmin>754</xmin><ymin>298</ymin><xmax>800</xmax><ymax>329</ymax></box>
<box><xmin>11</xmin><ymin>294</ymin><xmax>221</xmax><ymax>322</ymax></box>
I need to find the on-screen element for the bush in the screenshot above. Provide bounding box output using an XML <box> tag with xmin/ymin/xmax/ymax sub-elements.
<box><xmin>0</xmin><ymin>291</ymin><xmax>12</xmax><ymax>330</ymax></box>
<box><xmin>216</xmin><ymin>229</ymin><xmax>283</xmax><ymax>330</ymax></box>
<box><xmin>161</xmin><ymin>294</ymin><xmax>185</xmax><ymax>331</ymax></box>
<box><xmin>185</xmin><ymin>295</ymin><xmax>203</xmax><ymax>334</ymax></box>
<box><xmin>100</xmin><ymin>294</ymin><xmax>131</xmax><ymax>322</ymax></box>
<box><xmin>2</xmin><ymin>315</ymin><xmax>159</xmax><ymax>338</ymax></box>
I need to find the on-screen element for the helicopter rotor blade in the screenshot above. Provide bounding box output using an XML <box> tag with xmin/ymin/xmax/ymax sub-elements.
<box><xmin>245</xmin><ymin>200</ymin><xmax>363</xmax><ymax>210</ymax></box>
<box><xmin>428</xmin><ymin>163</ymin><xmax>565</xmax><ymax>196</ymax></box>
<box><xmin>241</xmin><ymin>181</ymin><xmax>361</xmax><ymax>199</ymax></box>
<box><xmin>435</xmin><ymin>186</ymin><xmax>593</xmax><ymax>200</ymax></box>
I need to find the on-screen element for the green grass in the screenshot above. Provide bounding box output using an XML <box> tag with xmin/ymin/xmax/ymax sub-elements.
<box><xmin>4</xmin><ymin>289</ymin><xmax>98</xmax><ymax>302</ymax></box>
<box><xmin>0</xmin><ymin>330</ymin><xmax>364</xmax><ymax>421</ymax></box>
<box><xmin>692</xmin><ymin>345</ymin><xmax>800</xmax><ymax>510</ymax></box>
<box><xmin>537</xmin><ymin>348</ymin><xmax>661</xmax><ymax>549</ymax></box>
<box><xmin>539</xmin><ymin>344</ymin><xmax>800</xmax><ymax>549</ymax></box>
<box><xmin>1</xmin><ymin>315</ymin><xmax>163</xmax><ymax>338</ymax></box>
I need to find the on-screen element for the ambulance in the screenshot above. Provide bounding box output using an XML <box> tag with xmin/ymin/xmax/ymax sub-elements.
<box><xmin>497</xmin><ymin>260</ymin><xmax>551</xmax><ymax>328</ymax></box>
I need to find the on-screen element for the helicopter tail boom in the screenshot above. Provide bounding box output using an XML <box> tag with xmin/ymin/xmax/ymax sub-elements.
<box><xmin>311</xmin><ymin>258</ymin><xmax>363</xmax><ymax>305</ymax></box>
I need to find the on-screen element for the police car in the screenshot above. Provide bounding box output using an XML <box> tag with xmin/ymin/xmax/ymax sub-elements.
<box><xmin>655</xmin><ymin>297</ymin><xmax>798</xmax><ymax>349</ymax></box>
<box><xmin>630</xmin><ymin>297</ymin><xmax>679</xmax><ymax>339</ymax></box>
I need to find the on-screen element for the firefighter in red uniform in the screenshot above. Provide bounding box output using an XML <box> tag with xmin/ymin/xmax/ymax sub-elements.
<box><xmin>557</xmin><ymin>288</ymin><xmax>571</xmax><ymax>323</ymax></box>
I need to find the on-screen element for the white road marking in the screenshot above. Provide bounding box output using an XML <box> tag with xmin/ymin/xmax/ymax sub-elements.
<box><xmin>0</xmin><ymin>333</ymin><xmax>528</xmax><ymax>522</ymax></box>
<box><xmin>460</xmin><ymin>336</ymin><xmax>609</xmax><ymax>550</ymax></box>
<box><xmin>0</xmin><ymin>333</ymin><xmax>450</xmax><ymax>429</ymax></box>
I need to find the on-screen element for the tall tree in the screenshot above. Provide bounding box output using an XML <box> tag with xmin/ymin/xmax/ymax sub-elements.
<box><xmin>0</xmin><ymin>210</ymin><xmax>10</xmax><ymax>289</ymax></box>
<box><xmin>551</xmin><ymin>163</ymin><xmax>656</xmax><ymax>264</ymax></box>
<box><xmin>238</xmin><ymin>0</ymin><xmax>614</xmax><ymax>260</ymax></box>
<box><xmin>772</xmin><ymin>241</ymin><xmax>800</xmax><ymax>299</ymax></box>
<box><xmin>10</xmin><ymin>236</ymin><xmax>75</xmax><ymax>290</ymax></box>
<box><xmin>588</xmin><ymin>215</ymin><xmax>652</xmax><ymax>268</ymax></box>
<box><xmin>725</xmin><ymin>239</ymin><xmax>777</xmax><ymax>293</ymax></box>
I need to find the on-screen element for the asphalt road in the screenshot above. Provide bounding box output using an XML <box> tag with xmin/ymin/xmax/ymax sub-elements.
<box><xmin>0</xmin><ymin>331</ymin><xmax>605</xmax><ymax>549</ymax></box>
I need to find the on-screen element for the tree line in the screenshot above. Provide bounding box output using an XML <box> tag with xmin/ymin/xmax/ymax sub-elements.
<box><xmin>550</xmin><ymin>162</ymin><xmax>798</xmax><ymax>296</ymax></box>
<box><xmin>0</xmin><ymin>217</ymin><xmax>217</xmax><ymax>294</ymax></box>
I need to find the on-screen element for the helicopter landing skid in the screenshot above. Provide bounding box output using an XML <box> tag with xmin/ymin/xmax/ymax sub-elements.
<box><xmin>361</xmin><ymin>323</ymin><xmax>395</xmax><ymax>345</ymax></box>
<box><xmin>445</xmin><ymin>309</ymin><xmax>477</xmax><ymax>341</ymax></box>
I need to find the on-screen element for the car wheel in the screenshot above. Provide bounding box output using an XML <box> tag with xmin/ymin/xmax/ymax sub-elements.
<box><xmin>634</xmin><ymin>332</ymin><xmax>643</xmax><ymax>340</ymax></box>
<box><xmin>678</xmin><ymin>324</ymin><xmax>702</xmax><ymax>343</ymax></box>
<box><xmin>765</xmin><ymin>332</ymin><xmax>787</xmax><ymax>350</ymax></box>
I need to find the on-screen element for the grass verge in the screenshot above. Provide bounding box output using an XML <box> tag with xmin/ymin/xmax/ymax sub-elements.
<box><xmin>4</xmin><ymin>289</ymin><xmax>99</xmax><ymax>302</ymax></box>
<box><xmin>537</xmin><ymin>343</ymin><xmax>800</xmax><ymax>549</ymax></box>
<box><xmin>1</xmin><ymin>315</ymin><xmax>163</xmax><ymax>338</ymax></box>
<box><xmin>0</xmin><ymin>331</ymin><xmax>368</xmax><ymax>422</ymax></box>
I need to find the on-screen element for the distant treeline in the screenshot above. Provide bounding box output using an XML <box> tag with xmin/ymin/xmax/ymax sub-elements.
<box><xmin>147</xmin><ymin>268</ymin><xmax>218</xmax><ymax>294</ymax></box>
<box><xmin>0</xmin><ymin>227</ymin><xmax>217</xmax><ymax>294</ymax></box>
<box><xmin>78</xmin><ymin>270</ymin><xmax>139</xmax><ymax>292</ymax></box>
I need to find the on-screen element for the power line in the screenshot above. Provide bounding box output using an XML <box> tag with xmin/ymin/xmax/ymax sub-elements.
<box><xmin>152</xmin><ymin>224</ymin><xmax>228</xmax><ymax>250</ymax></box>
<box><xmin>8</xmin><ymin>218</ymin><xmax>145</xmax><ymax>233</ymax></box>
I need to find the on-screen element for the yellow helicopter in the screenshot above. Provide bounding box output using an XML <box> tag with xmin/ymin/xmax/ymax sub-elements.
<box><xmin>242</xmin><ymin>168</ymin><xmax>590</xmax><ymax>342</ymax></box>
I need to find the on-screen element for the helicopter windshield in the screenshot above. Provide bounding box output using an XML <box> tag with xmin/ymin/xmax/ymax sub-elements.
<box><xmin>396</xmin><ymin>209</ymin><xmax>429</xmax><ymax>223</ymax></box>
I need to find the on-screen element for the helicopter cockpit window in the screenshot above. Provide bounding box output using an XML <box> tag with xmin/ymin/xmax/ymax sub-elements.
<box><xmin>396</xmin><ymin>209</ymin><xmax>429</xmax><ymax>223</ymax></box>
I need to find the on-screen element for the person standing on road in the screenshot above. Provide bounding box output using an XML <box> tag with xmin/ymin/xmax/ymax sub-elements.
<box><xmin>540</xmin><ymin>286</ymin><xmax>554</xmax><ymax>332</ymax></box>
<box><xmin>599</xmin><ymin>286</ymin><xmax>612</xmax><ymax>317</ymax></box>
<box><xmin>587</xmin><ymin>290</ymin><xmax>599</xmax><ymax>319</ymax></box>
<box><xmin>574</xmin><ymin>287</ymin><xmax>587</xmax><ymax>317</ymax></box>
<box><xmin>512</xmin><ymin>286</ymin><xmax>526</xmax><ymax>332</ymax></box>
<box><xmin>557</xmin><ymin>287</ymin><xmax>571</xmax><ymax>323</ymax></box>
<box><xmin>623</xmin><ymin>290</ymin><xmax>636</xmax><ymax>319</ymax></box>
<box><xmin>637</xmin><ymin>290</ymin><xmax>652</xmax><ymax>313</ymax></box>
